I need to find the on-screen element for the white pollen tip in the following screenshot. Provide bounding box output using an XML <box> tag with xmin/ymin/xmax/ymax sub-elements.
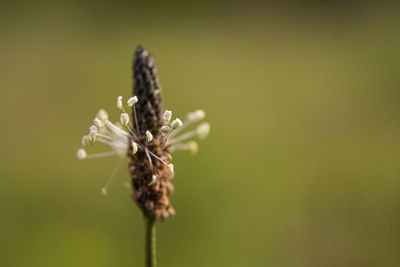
<box><xmin>132</xmin><ymin>141</ymin><xmax>138</xmax><ymax>155</ymax></box>
<box><xmin>146</xmin><ymin>130</ymin><xmax>153</xmax><ymax>142</ymax></box>
<box><xmin>120</xmin><ymin>113</ymin><xmax>129</xmax><ymax>126</ymax></box>
<box><xmin>148</xmin><ymin>175</ymin><xmax>157</xmax><ymax>186</ymax></box>
<box><xmin>197</xmin><ymin>122</ymin><xmax>210</xmax><ymax>139</ymax></box>
<box><xmin>76</xmin><ymin>148</ymin><xmax>87</xmax><ymax>159</ymax></box>
<box><xmin>101</xmin><ymin>187</ymin><xmax>108</xmax><ymax>197</ymax></box>
<box><xmin>88</xmin><ymin>128</ymin><xmax>97</xmax><ymax>143</ymax></box>
<box><xmin>163</xmin><ymin>110</ymin><xmax>172</xmax><ymax>123</ymax></box>
<box><xmin>168</xmin><ymin>163</ymin><xmax>174</xmax><ymax>173</ymax></box>
<box><xmin>96</xmin><ymin>109</ymin><xmax>108</xmax><ymax>121</ymax></box>
<box><xmin>89</xmin><ymin>125</ymin><xmax>98</xmax><ymax>133</ymax></box>
<box><xmin>93</xmin><ymin>117</ymin><xmax>104</xmax><ymax>128</ymax></box>
<box><xmin>171</xmin><ymin>118</ymin><xmax>183</xmax><ymax>129</ymax></box>
<box><xmin>187</xmin><ymin>109</ymin><xmax>206</xmax><ymax>122</ymax></box>
<box><xmin>127</xmin><ymin>96</ymin><xmax>138</xmax><ymax>106</ymax></box>
<box><xmin>81</xmin><ymin>135</ymin><xmax>90</xmax><ymax>147</ymax></box>
<box><xmin>188</xmin><ymin>141</ymin><xmax>199</xmax><ymax>155</ymax></box>
<box><xmin>117</xmin><ymin>96</ymin><xmax>123</xmax><ymax>110</ymax></box>
<box><xmin>160</xmin><ymin>125</ymin><xmax>171</xmax><ymax>133</ymax></box>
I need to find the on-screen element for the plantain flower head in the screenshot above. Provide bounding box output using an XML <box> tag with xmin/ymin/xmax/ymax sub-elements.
<box><xmin>76</xmin><ymin>45</ymin><xmax>210</xmax><ymax>220</ymax></box>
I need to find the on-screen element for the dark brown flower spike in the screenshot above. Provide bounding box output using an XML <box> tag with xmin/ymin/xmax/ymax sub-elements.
<box><xmin>129</xmin><ymin>45</ymin><xmax>174</xmax><ymax>219</ymax></box>
<box><xmin>76</xmin><ymin>45</ymin><xmax>210</xmax><ymax>221</ymax></box>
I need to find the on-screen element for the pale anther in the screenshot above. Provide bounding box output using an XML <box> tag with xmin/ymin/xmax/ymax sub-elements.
<box><xmin>188</xmin><ymin>141</ymin><xmax>198</xmax><ymax>155</ymax></box>
<box><xmin>163</xmin><ymin>110</ymin><xmax>172</xmax><ymax>123</ymax></box>
<box><xmin>76</xmin><ymin>148</ymin><xmax>87</xmax><ymax>159</ymax></box>
<box><xmin>171</xmin><ymin>118</ymin><xmax>183</xmax><ymax>129</ymax></box>
<box><xmin>120</xmin><ymin>113</ymin><xmax>129</xmax><ymax>126</ymax></box>
<box><xmin>168</xmin><ymin>163</ymin><xmax>174</xmax><ymax>173</ymax></box>
<box><xmin>132</xmin><ymin>141</ymin><xmax>138</xmax><ymax>155</ymax></box>
<box><xmin>148</xmin><ymin>175</ymin><xmax>157</xmax><ymax>186</ymax></box>
<box><xmin>89</xmin><ymin>126</ymin><xmax>97</xmax><ymax>143</ymax></box>
<box><xmin>101</xmin><ymin>187</ymin><xmax>108</xmax><ymax>197</ymax></box>
<box><xmin>160</xmin><ymin>125</ymin><xmax>171</xmax><ymax>133</ymax></box>
<box><xmin>127</xmin><ymin>96</ymin><xmax>138</xmax><ymax>106</ymax></box>
<box><xmin>96</xmin><ymin>109</ymin><xmax>108</xmax><ymax>121</ymax></box>
<box><xmin>94</xmin><ymin>117</ymin><xmax>104</xmax><ymax>128</ymax></box>
<box><xmin>146</xmin><ymin>130</ymin><xmax>153</xmax><ymax>142</ymax></box>
<box><xmin>89</xmin><ymin>125</ymin><xmax>98</xmax><ymax>133</ymax></box>
<box><xmin>187</xmin><ymin>109</ymin><xmax>206</xmax><ymax>122</ymax></box>
<box><xmin>117</xmin><ymin>96</ymin><xmax>123</xmax><ymax>110</ymax></box>
<box><xmin>197</xmin><ymin>122</ymin><xmax>210</xmax><ymax>139</ymax></box>
<box><xmin>81</xmin><ymin>135</ymin><xmax>90</xmax><ymax>147</ymax></box>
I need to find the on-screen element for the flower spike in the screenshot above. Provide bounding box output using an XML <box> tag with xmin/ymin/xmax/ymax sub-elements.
<box><xmin>76</xmin><ymin>45</ymin><xmax>210</xmax><ymax>221</ymax></box>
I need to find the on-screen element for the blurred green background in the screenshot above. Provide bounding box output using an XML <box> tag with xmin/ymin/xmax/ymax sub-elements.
<box><xmin>1</xmin><ymin>1</ymin><xmax>400</xmax><ymax>266</ymax></box>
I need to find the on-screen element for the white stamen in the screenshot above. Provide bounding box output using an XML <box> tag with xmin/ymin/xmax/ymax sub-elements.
<box><xmin>187</xmin><ymin>109</ymin><xmax>206</xmax><ymax>122</ymax></box>
<box><xmin>197</xmin><ymin>122</ymin><xmax>210</xmax><ymax>139</ymax></box>
<box><xmin>81</xmin><ymin>135</ymin><xmax>90</xmax><ymax>147</ymax></box>
<box><xmin>94</xmin><ymin>117</ymin><xmax>104</xmax><ymax>128</ymax></box>
<box><xmin>127</xmin><ymin>96</ymin><xmax>138</xmax><ymax>106</ymax></box>
<box><xmin>105</xmin><ymin>120</ymin><xmax>129</xmax><ymax>137</ymax></box>
<box><xmin>168</xmin><ymin>110</ymin><xmax>206</xmax><ymax>138</ymax></box>
<box><xmin>117</xmin><ymin>96</ymin><xmax>123</xmax><ymax>110</ymax></box>
<box><xmin>188</xmin><ymin>141</ymin><xmax>198</xmax><ymax>155</ymax></box>
<box><xmin>170</xmin><ymin>141</ymin><xmax>198</xmax><ymax>155</ymax></box>
<box><xmin>101</xmin><ymin>187</ymin><xmax>108</xmax><ymax>197</ymax></box>
<box><xmin>89</xmin><ymin>126</ymin><xmax>97</xmax><ymax>143</ymax></box>
<box><xmin>163</xmin><ymin>110</ymin><xmax>172</xmax><ymax>123</ymax></box>
<box><xmin>132</xmin><ymin>141</ymin><xmax>138</xmax><ymax>155</ymax></box>
<box><xmin>96</xmin><ymin>109</ymin><xmax>108</xmax><ymax>121</ymax></box>
<box><xmin>169</xmin><ymin>130</ymin><xmax>197</xmax><ymax>144</ymax></box>
<box><xmin>76</xmin><ymin>148</ymin><xmax>87</xmax><ymax>159</ymax></box>
<box><xmin>160</xmin><ymin>125</ymin><xmax>171</xmax><ymax>133</ymax></box>
<box><xmin>149</xmin><ymin>175</ymin><xmax>157</xmax><ymax>186</ymax></box>
<box><xmin>89</xmin><ymin>125</ymin><xmax>98</xmax><ymax>133</ymax></box>
<box><xmin>146</xmin><ymin>130</ymin><xmax>153</xmax><ymax>142</ymax></box>
<box><xmin>101</xmin><ymin>157</ymin><xmax>125</xmax><ymax>197</ymax></box>
<box><xmin>168</xmin><ymin>163</ymin><xmax>174</xmax><ymax>173</ymax></box>
<box><xmin>133</xmin><ymin>105</ymin><xmax>140</xmax><ymax>133</ymax></box>
<box><xmin>171</xmin><ymin>118</ymin><xmax>183</xmax><ymax>129</ymax></box>
<box><xmin>120</xmin><ymin>113</ymin><xmax>129</xmax><ymax>126</ymax></box>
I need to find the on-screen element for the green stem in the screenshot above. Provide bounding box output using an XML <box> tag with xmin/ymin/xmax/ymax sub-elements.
<box><xmin>145</xmin><ymin>215</ymin><xmax>156</xmax><ymax>267</ymax></box>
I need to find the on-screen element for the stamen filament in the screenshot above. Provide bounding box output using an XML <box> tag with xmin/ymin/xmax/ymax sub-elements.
<box><xmin>133</xmin><ymin>105</ymin><xmax>140</xmax><ymax>134</ymax></box>
<box><xmin>147</xmin><ymin>150</ymin><xmax>169</xmax><ymax>167</ymax></box>
<box><xmin>169</xmin><ymin>129</ymin><xmax>197</xmax><ymax>144</ymax></box>
<box><xmin>85</xmin><ymin>151</ymin><xmax>119</xmax><ymax>159</ymax></box>
<box><xmin>96</xmin><ymin>138</ymin><xmax>114</xmax><ymax>146</ymax></box>
<box><xmin>105</xmin><ymin>120</ymin><xmax>130</xmax><ymax>137</ymax></box>
<box><xmin>168</xmin><ymin>120</ymin><xmax>190</xmax><ymax>138</ymax></box>
<box><xmin>96</xmin><ymin>134</ymin><xmax>113</xmax><ymax>140</ymax></box>
<box><xmin>102</xmin><ymin>157</ymin><xmax>125</xmax><ymax>194</ymax></box>
<box><xmin>145</xmin><ymin>148</ymin><xmax>153</xmax><ymax>169</ymax></box>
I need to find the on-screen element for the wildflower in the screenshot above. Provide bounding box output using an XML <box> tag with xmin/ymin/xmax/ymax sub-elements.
<box><xmin>76</xmin><ymin>45</ymin><xmax>210</xmax><ymax>220</ymax></box>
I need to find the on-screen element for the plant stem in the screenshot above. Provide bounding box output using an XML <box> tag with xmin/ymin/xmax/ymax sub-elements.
<box><xmin>145</xmin><ymin>215</ymin><xmax>156</xmax><ymax>267</ymax></box>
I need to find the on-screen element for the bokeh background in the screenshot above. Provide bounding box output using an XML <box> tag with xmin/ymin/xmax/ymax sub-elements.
<box><xmin>1</xmin><ymin>1</ymin><xmax>400</xmax><ymax>266</ymax></box>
